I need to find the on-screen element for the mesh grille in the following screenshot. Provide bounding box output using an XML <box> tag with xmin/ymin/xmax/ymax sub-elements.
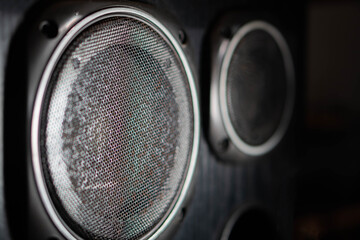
<box><xmin>40</xmin><ymin>16</ymin><xmax>194</xmax><ymax>240</ymax></box>
<box><xmin>226</xmin><ymin>30</ymin><xmax>287</xmax><ymax>146</ymax></box>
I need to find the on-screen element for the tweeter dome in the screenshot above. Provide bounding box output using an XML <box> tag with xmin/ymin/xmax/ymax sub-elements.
<box><xmin>24</xmin><ymin>2</ymin><xmax>199</xmax><ymax>240</ymax></box>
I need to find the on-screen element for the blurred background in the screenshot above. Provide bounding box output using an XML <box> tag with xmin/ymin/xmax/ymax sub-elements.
<box><xmin>294</xmin><ymin>0</ymin><xmax>360</xmax><ymax>239</ymax></box>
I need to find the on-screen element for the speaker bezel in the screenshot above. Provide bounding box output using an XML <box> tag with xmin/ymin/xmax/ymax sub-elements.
<box><xmin>209</xmin><ymin>18</ymin><xmax>295</xmax><ymax>162</ymax></box>
<box><xmin>29</xmin><ymin>4</ymin><xmax>200</xmax><ymax>240</ymax></box>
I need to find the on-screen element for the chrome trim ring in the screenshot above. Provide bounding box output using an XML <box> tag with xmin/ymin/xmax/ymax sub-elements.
<box><xmin>31</xmin><ymin>7</ymin><xmax>200</xmax><ymax>240</ymax></box>
<box><xmin>219</xmin><ymin>21</ymin><xmax>295</xmax><ymax>156</ymax></box>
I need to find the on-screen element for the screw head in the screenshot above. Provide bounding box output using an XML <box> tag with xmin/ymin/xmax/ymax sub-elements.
<box><xmin>39</xmin><ymin>20</ymin><xmax>58</xmax><ymax>39</ymax></box>
<box><xmin>178</xmin><ymin>29</ymin><xmax>187</xmax><ymax>44</ymax></box>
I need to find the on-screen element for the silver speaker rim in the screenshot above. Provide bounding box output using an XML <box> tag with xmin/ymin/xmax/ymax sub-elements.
<box><xmin>31</xmin><ymin>7</ymin><xmax>200</xmax><ymax>240</ymax></box>
<box><xmin>219</xmin><ymin>21</ymin><xmax>295</xmax><ymax>156</ymax></box>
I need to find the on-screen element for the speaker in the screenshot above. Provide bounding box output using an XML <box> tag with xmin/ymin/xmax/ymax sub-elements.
<box><xmin>1</xmin><ymin>0</ymin><xmax>304</xmax><ymax>240</ymax></box>
<box><xmin>5</xmin><ymin>1</ymin><xmax>200</xmax><ymax>239</ymax></box>
<box><xmin>208</xmin><ymin>14</ymin><xmax>295</xmax><ymax>163</ymax></box>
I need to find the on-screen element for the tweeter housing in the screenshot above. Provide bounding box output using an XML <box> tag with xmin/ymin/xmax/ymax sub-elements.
<box><xmin>208</xmin><ymin>13</ymin><xmax>295</xmax><ymax>163</ymax></box>
<box><xmin>6</xmin><ymin>1</ymin><xmax>200</xmax><ymax>240</ymax></box>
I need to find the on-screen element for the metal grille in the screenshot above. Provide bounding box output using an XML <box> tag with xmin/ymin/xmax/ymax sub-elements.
<box><xmin>40</xmin><ymin>16</ymin><xmax>194</xmax><ymax>240</ymax></box>
<box><xmin>226</xmin><ymin>30</ymin><xmax>287</xmax><ymax>146</ymax></box>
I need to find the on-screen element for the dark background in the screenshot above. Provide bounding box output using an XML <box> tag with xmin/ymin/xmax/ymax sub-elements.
<box><xmin>294</xmin><ymin>1</ymin><xmax>360</xmax><ymax>239</ymax></box>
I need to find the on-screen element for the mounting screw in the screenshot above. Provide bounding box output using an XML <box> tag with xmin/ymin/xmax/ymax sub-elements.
<box><xmin>39</xmin><ymin>20</ymin><xmax>58</xmax><ymax>39</ymax></box>
<box><xmin>222</xmin><ymin>27</ymin><xmax>233</xmax><ymax>39</ymax></box>
<box><xmin>180</xmin><ymin>207</ymin><xmax>187</xmax><ymax>222</ymax></box>
<box><xmin>219</xmin><ymin>138</ymin><xmax>229</xmax><ymax>152</ymax></box>
<box><xmin>178</xmin><ymin>29</ymin><xmax>187</xmax><ymax>45</ymax></box>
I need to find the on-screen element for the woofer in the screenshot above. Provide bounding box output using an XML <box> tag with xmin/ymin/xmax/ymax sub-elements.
<box><xmin>29</xmin><ymin>4</ymin><xmax>199</xmax><ymax>240</ymax></box>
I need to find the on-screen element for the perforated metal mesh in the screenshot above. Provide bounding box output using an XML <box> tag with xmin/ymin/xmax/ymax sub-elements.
<box><xmin>40</xmin><ymin>16</ymin><xmax>194</xmax><ymax>240</ymax></box>
<box><xmin>226</xmin><ymin>30</ymin><xmax>287</xmax><ymax>146</ymax></box>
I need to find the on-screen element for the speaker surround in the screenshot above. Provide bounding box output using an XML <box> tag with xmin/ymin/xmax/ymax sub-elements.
<box><xmin>29</xmin><ymin>4</ymin><xmax>199</xmax><ymax>240</ymax></box>
<box><xmin>209</xmin><ymin>19</ymin><xmax>295</xmax><ymax>162</ymax></box>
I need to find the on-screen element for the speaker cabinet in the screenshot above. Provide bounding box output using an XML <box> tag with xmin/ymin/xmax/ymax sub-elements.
<box><xmin>1</xmin><ymin>0</ymin><xmax>304</xmax><ymax>239</ymax></box>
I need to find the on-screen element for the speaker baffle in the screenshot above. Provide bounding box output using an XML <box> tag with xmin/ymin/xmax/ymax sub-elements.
<box><xmin>221</xmin><ymin>205</ymin><xmax>280</xmax><ymax>240</ymax></box>
<box><xmin>208</xmin><ymin>17</ymin><xmax>295</xmax><ymax>163</ymax></box>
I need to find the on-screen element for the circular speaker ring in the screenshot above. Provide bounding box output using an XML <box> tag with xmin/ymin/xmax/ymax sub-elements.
<box><xmin>220</xmin><ymin>204</ymin><xmax>279</xmax><ymax>240</ymax></box>
<box><xmin>31</xmin><ymin>6</ymin><xmax>199</xmax><ymax>240</ymax></box>
<box><xmin>217</xmin><ymin>21</ymin><xmax>295</xmax><ymax>157</ymax></box>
